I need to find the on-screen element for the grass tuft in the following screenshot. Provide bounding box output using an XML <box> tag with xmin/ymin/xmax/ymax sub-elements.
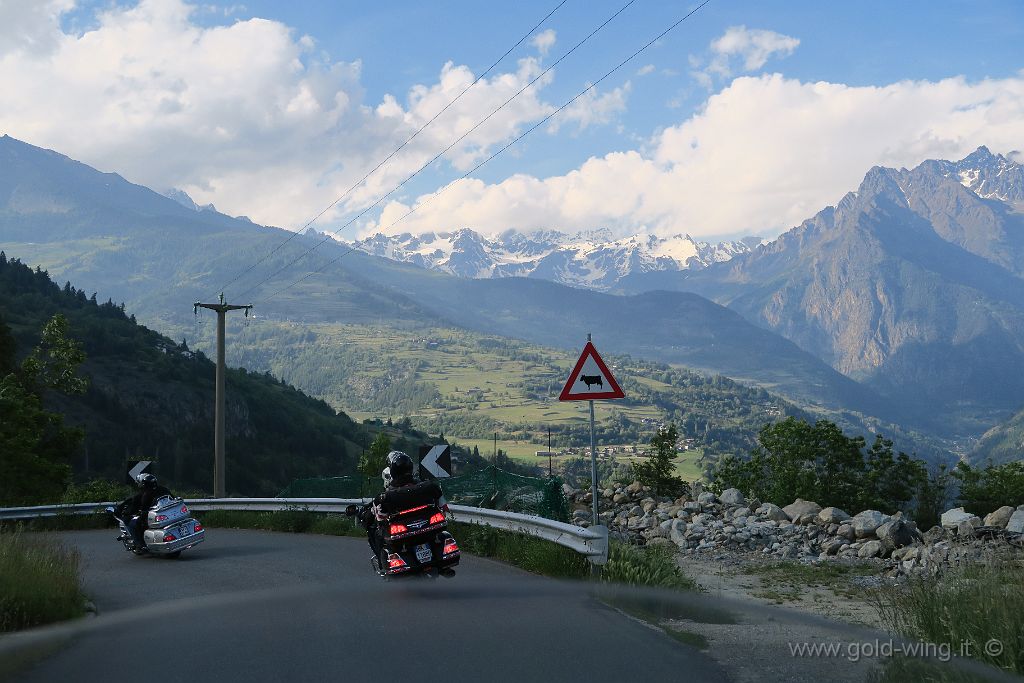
<box><xmin>601</xmin><ymin>542</ymin><xmax>698</xmax><ymax>591</ymax></box>
<box><xmin>0</xmin><ymin>529</ymin><xmax>86</xmax><ymax>632</ymax></box>
<box><xmin>873</xmin><ymin>562</ymin><xmax>1024</xmax><ymax>675</ymax></box>
<box><xmin>449</xmin><ymin>522</ymin><xmax>590</xmax><ymax>579</ymax></box>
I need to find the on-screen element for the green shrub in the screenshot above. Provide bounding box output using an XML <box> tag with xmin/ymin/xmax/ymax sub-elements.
<box><xmin>0</xmin><ymin>529</ymin><xmax>85</xmax><ymax>632</ymax></box>
<box><xmin>61</xmin><ymin>479</ymin><xmax>133</xmax><ymax>504</ymax></box>
<box><xmin>195</xmin><ymin>510</ymin><xmax>361</xmax><ymax>536</ymax></box>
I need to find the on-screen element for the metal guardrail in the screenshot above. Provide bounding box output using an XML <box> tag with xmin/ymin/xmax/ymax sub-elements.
<box><xmin>0</xmin><ymin>498</ymin><xmax>609</xmax><ymax>565</ymax></box>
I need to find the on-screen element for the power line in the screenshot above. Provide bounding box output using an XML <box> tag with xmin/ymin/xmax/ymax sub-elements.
<box><xmin>257</xmin><ymin>0</ymin><xmax>714</xmax><ymax>305</ymax></box>
<box><xmin>234</xmin><ymin>0</ymin><xmax>638</xmax><ymax>301</ymax></box>
<box><xmin>213</xmin><ymin>0</ymin><xmax>568</xmax><ymax>296</ymax></box>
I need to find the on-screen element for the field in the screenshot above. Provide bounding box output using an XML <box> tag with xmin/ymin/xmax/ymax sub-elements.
<box><xmin>211</xmin><ymin>320</ymin><xmax>796</xmax><ymax>478</ymax></box>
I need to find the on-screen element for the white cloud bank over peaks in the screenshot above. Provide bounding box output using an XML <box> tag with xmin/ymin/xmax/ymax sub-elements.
<box><xmin>0</xmin><ymin>0</ymin><xmax>585</xmax><ymax>229</ymax></box>
<box><xmin>369</xmin><ymin>72</ymin><xmax>1024</xmax><ymax>239</ymax></box>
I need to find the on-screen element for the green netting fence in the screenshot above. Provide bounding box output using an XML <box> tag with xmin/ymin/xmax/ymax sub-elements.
<box><xmin>278</xmin><ymin>466</ymin><xmax>570</xmax><ymax>522</ymax></box>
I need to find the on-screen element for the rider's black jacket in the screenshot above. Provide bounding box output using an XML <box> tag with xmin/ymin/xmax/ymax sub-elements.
<box><xmin>116</xmin><ymin>485</ymin><xmax>172</xmax><ymax>523</ymax></box>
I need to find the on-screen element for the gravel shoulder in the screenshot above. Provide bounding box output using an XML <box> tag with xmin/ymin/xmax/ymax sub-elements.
<box><xmin>663</xmin><ymin>552</ymin><xmax>892</xmax><ymax>683</ymax></box>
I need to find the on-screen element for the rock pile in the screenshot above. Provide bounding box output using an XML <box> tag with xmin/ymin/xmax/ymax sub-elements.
<box><xmin>566</xmin><ymin>482</ymin><xmax>1024</xmax><ymax>574</ymax></box>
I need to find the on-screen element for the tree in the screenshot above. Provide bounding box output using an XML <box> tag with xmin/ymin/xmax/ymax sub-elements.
<box><xmin>953</xmin><ymin>461</ymin><xmax>1024</xmax><ymax>516</ymax></box>
<box><xmin>358</xmin><ymin>431</ymin><xmax>392</xmax><ymax>479</ymax></box>
<box><xmin>914</xmin><ymin>463</ymin><xmax>953</xmax><ymax>530</ymax></box>
<box><xmin>711</xmin><ymin>417</ymin><xmax>927</xmax><ymax>514</ymax></box>
<box><xmin>632</xmin><ymin>424</ymin><xmax>688</xmax><ymax>497</ymax></box>
<box><xmin>0</xmin><ymin>314</ymin><xmax>88</xmax><ymax>505</ymax></box>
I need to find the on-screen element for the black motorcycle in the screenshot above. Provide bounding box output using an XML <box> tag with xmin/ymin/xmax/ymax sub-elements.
<box><xmin>347</xmin><ymin>495</ymin><xmax>460</xmax><ymax>579</ymax></box>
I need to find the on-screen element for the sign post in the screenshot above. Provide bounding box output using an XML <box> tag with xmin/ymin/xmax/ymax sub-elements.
<box><xmin>558</xmin><ymin>334</ymin><xmax>625</xmax><ymax>529</ymax></box>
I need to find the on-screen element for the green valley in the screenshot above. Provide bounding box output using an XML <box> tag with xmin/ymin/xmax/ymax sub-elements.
<box><xmin>170</xmin><ymin>316</ymin><xmax>809</xmax><ymax>479</ymax></box>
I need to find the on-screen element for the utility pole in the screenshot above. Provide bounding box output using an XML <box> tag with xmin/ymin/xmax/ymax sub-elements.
<box><xmin>194</xmin><ymin>293</ymin><xmax>252</xmax><ymax>498</ymax></box>
<box><xmin>548</xmin><ymin>427</ymin><xmax>552</xmax><ymax>477</ymax></box>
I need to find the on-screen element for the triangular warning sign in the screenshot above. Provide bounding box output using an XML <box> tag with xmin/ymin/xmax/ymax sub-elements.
<box><xmin>559</xmin><ymin>341</ymin><xmax>625</xmax><ymax>401</ymax></box>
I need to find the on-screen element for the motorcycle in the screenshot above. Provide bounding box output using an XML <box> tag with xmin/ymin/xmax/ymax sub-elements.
<box><xmin>107</xmin><ymin>495</ymin><xmax>205</xmax><ymax>558</ymax></box>
<box><xmin>346</xmin><ymin>498</ymin><xmax>460</xmax><ymax>579</ymax></box>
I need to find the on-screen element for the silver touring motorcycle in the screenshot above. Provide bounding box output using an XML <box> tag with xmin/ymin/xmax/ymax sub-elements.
<box><xmin>108</xmin><ymin>496</ymin><xmax>205</xmax><ymax>558</ymax></box>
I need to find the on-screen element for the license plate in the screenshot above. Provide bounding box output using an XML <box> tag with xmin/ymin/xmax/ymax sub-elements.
<box><xmin>177</xmin><ymin>524</ymin><xmax>191</xmax><ymax>538</ymax></box>
<box><xmin>415</xmin><ymin>543</ymin><xmax>432</xmax><ymax>563</ymax></box>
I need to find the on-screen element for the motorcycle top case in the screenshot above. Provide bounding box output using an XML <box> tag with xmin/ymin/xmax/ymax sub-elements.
<box><xmin>147</xmin><ymin>496</ymin><xmax>191</xmax><ymax>529</ymax></box>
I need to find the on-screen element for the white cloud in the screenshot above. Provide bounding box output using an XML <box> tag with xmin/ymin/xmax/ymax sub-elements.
<box><xmin>693</xmin><ymin>26</ymin><xmax>799</xmax><ymax>86</ymax></box>
<box><xmin>711</xmin><ymin>26</ymin><xmax>799</xmax><ymax>72</ymax></box>
<box><xmin>0</xmin><ymin>0</ymin><xmax>74</xmax><ymax>57</ymax></box>
<box><xmin>637</xmin><ymin>64</ymin><xmax>655</xmax><ymax>77</ymax></box>
<box><xmin>532</xmin><ymin>28</ymin><xmax>556</xmax><ymax>56</ymax></box>
<box><xmin>548</xmin><ymin>82</ymin><xmax>630</xmax><ymax>133</ymax></box>
<box><xmin>367</xmin><ymin>73</ymin><xmax>1024</xmax><ymax>239</ymax></box>
<box><xmin>0</xmin><ymin>0</ymin><xmax>562</xmax><ymax>229</ymax></box>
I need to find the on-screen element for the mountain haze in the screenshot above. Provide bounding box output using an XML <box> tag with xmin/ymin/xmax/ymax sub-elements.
<box><xmin>677</xmin><ymin>148</ymin><xmax>1024</xmax><ymax>436</ymax></box>
<box><xmin>0</xmin><ymin>135</ymin><xmax>910</xmax><ymax>441</ymax></box>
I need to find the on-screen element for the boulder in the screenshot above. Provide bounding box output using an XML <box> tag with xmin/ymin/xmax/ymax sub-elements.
<box><xmin>1008</xmin><ymin>510</ymin><xmax>1024</xmax><ymax>534</ymax></box>
<box><xmin>876</xmin><ymin>519</ymin><xmax>920</xmax><ymax>550</ymax></box>
<box><xmin>852</xmin><ymin>510</ymin><xmax>888</xmax><ymax>538</ymax></box>
<box><xmin>732</xmin><ymin>507</ymin><xmax>752</xmax><ymax>520</ymax></box>
<box><xmin>782</xmin><ymin>499</ymin><xmax>822</xmax><ymax>524</ymax></box>
<box><xmin>817</xmin><ymin>507</ymin><xmax>851</xmax><ymax>525</ymax></box>
<box><xmin>646</xmin><ymin>536</ymin><xmax>675</xmax><ymax>549</ymax></box>
<box><xmin>612</xmin><ymin>492</ymin><xmax>630</xmax><ymax>505</ymax></box>
<box><xmin>760</xmin><ymin>503</ymin><xmax>790</xmax><ymax>522</ymax></box>
<box><xmin>957</xmin><ymin>519</ymin><xmax>979</xmax><ymax>538</ymax></box>
<box><xmin>720</xmin><ymin>488</ymin><xmax>746</xmax><ymax>506</ymax></box>
<box><xmin>984</xmin><ymin>506</ymin><xmax>1016</xmax><ymax>529</ymax></box>
<box><xmin>836</xmin><ymin>524</ymin><xmax>855</xmax><ymax>541</ymax></box>
<box><xmin>941</xmin><ymin>507</ymin><xmax>977</xmax><ymax>529</ymax></box>
<box><xmin>858</xmin><ymin>540</ymin><xmax>884</xmax><ymax>558</ymax></box>
<box><xmin>823</xmin><ymin>538</ymin><xmax>845</xmax><ymax>555</ymax></box>
<box><xmin>697</xmin><ymin>491</ymin><xmax>718</xmax><ymax>505</ymax></box>
<box><xmin>669</xmin><ymin>519</ymin><xmax>688</xmax><ymax>545</ymax></box>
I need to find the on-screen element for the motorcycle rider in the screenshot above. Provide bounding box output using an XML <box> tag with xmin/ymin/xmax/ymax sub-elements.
<box><xmin>115</xmin><ymin>473</ymin><xmax>172</xmax><ymax>551</ymax></box>
<box><xmin>359</xmin><ymin>451</ymin><xmax>447</xmax><ymax>562</ymax></box>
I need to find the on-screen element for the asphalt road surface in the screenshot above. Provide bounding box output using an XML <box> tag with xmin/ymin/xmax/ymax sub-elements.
<box><xmin>1</xmin><ymin>529</ymin><xmax>730</xmax><ymax>683</ymax></box>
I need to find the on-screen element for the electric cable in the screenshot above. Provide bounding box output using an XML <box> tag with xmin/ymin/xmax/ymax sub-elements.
<box><xmin>257</xmin><ymin>0</ymin><xmax>714</xmax><ymax>305</ymax></box>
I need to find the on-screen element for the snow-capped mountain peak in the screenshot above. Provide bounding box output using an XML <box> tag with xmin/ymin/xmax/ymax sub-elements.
<box><xmin>351</xmin><ymin>228</ymin><xmax>757</xmax><ymax>291</ymax></box>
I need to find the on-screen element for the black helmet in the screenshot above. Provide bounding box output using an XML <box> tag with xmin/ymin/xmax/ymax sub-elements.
<box><xmin>137</xmin><ymin>473</ymin><xmax>158</xmax><ymax>489</ymax></box>
<box><xmin>386</xmin><ymin>451</ymin><xmax>414</xmax><ymax>483</ymax></box>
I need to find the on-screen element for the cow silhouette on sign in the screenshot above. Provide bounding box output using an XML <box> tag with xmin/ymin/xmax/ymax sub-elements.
<box><xmin>579</xmin><ymin>375</ymin><xmax>604</xmax><ymax>389</ymax></box>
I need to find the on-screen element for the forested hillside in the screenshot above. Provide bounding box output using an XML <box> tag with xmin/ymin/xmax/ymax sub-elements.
<box><xmin>0</xmin><ymin>252</ymin><xmax>374</xmax><ymax>496</ymax></box>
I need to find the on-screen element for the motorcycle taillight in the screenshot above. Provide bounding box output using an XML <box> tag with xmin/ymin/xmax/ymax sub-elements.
<box><xmin>194</xmin><ymin>523</ymin><xmax>204</xmax><ymax>533</ymax></box>
<box><xmin>443</xmin><ymin>540</ymin><xmax>459</xmax><ymax>555</ymax></box>
<box><xmin>155</xmin><ymin>514</ymin><xmax>168</xmax><ymax>522</ymax></box>
<box><xmin>387</xmin><ymin>553</ymin><xmax>407</xmax><ymax>569</ymax></box>
<box><xmin>163</xmin><ymin>533</ymin><xmax>176</xmax><ymax>542</ymax></box>
<box><xmin>389</xmin><ymin>523</ymin><xmax>408</xmax><ymax>535</ymax></box>
<box><xmin>181</xmin><ymin>505</ymin><xmax>188</xmax><ymax>514</ymax></box>
<box><xmin>429</xmin><ymin>512</ymin><xmax>445</xmax><ymax>524</ymax></box>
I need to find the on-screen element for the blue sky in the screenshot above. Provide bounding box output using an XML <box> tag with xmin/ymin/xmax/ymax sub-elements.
<box><xmin>2</xmin><ymin>0</ymin><xmax>1023</xmax><ymax>240</ymax></box>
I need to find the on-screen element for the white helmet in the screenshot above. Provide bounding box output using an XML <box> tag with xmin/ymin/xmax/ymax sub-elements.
<box><xmin>381</xmin><ymin>466</ymin><xmax>392</xmax><ymax>488</ymax></box>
